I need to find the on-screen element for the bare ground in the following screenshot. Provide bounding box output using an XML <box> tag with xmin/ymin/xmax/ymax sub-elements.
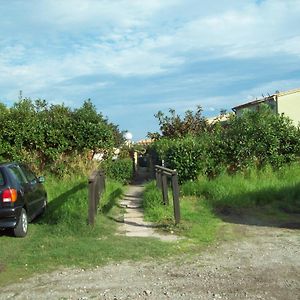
<box><xmin>0</xmin><ymin>224</ymin><xmax>299</xmax><ymax>300</ymax></box>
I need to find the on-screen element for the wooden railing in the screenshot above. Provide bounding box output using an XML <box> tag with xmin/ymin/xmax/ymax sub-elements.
<box><xmin>155</xmin><ymin>165</ymin><xmax>180</xmax><ymax>224</ymax></box>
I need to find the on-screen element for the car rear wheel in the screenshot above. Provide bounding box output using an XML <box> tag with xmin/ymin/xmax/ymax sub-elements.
<box><xmin>13</xmin><ymin>208</ymin><xmax>28</xmax><ymax>237</ymax></box>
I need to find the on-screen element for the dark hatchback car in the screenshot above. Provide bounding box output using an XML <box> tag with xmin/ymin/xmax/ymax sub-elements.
<box><xmin>0</xmin><ymin>162</ymin><xmax>47</xmax><ymax>237</ymax></box>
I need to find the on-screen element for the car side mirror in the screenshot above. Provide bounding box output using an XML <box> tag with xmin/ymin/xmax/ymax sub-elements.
<box><xmin>38</xmin><ymin>176</ymin><xmax>45</xmax><ymax>183</ymax></box>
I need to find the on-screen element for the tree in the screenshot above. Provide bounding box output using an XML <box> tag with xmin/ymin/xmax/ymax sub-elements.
<box><xmin>148</xmin><ymin>105</ymin><xmax>208</xmax><ymax>139</ymax></box>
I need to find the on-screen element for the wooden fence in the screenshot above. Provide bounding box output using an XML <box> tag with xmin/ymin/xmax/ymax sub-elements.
<box><xmin>88</xmin><ymin>170</ymin><xmax>105</xmax><ymax>225</ymax></box>
<box><xmin>155</xmin><ymin>165</ymin><xmax>180</xmax><ymax>224</ymax></box>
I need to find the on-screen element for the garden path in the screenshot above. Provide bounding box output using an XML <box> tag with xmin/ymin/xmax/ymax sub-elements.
<box><xmin>117</xmin><ymin>184</ymin><xmax>179</xmax><ymax>242</ymax></box>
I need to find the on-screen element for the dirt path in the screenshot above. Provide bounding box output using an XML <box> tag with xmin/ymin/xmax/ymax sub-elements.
<box><xmin>1</xmin><ymin>224</ymin><xmax>299</xmax><ymax>300</ymax></box>
<box><xmin>117</xmin><ymin>184</ymin><xmax>179</xmax><ymax>241</ymax></box>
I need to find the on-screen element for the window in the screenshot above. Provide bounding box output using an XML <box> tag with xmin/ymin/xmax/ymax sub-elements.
<box><xmin>19</xmin><ymin>165</ymin><xmax>37</xmax><ymax>183</ymax></box>
<box><xmin>8</xmin><ymin>166</ymin><xmax>27</xmax><ymax>185</ymax></box>
<box><xmin>0</xmin><ymin>170</ymin><xmax>4</xmax><ymax>186</ymax></box>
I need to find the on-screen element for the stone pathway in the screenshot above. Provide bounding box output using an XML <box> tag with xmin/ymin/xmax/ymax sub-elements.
<box><xmin>118</xmin><ymin>184</ymin><xmax>179</xmax><ymax>242</ymax></box>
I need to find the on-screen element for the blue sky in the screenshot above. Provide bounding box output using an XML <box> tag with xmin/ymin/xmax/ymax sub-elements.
<box><xmin>1</xmin><ymin>0</ymin><xmax>300</xmax><ymax>140</ymax></box>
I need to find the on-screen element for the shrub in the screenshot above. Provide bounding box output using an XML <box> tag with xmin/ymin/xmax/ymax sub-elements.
<box><xmin>148</xmin><ymin>106</ymin><xmax>208</xmax><ymax>139</ymax></box>
<box><xmin>150</xmin><ymin>133</ymin><xmax>226</xmax><ymax>183</ymax></box>
<box><xmin>223</xmin><ymin>105</ymin><xmax>300</xmax><ymax>170</ymax></box>
<box><xmin>103</xmin><ymin>158</ymin><xmax>133</xmax><ymax>184</ymax></box>
<box><xmin>0</xmin><ymin>98</ymin><xmax>123</xmax><ymax>174</ymax></box>
<box><xmin>150</xmin><ymin>105</ymin><xmax>300</xmax><ymax>183</ymax></box>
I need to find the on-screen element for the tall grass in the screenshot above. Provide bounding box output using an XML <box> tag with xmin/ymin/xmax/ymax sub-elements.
<box><xmin>143</xmin><ymin>163</ymin><xmax>300</xmax><ymax>244</ymax></box>
<box><xmin>143</xmin><ymin>181</ymin><xmax>220</xmax><ymax>243</ymax></box>
<box><xmin>181</xmin><ymin>163</ymin><xmax>300</xmax><ymax>214</ymax></box>
<box><xmin>41</xmin><ymin>175</ymin><xmax>123</xmax><ymax>236</ymax></box>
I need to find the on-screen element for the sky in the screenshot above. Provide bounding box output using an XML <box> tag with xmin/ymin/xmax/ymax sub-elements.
<box><xmin>0</xmin><ymin>0</ymin><xmax>300</xmax><ymax>141</ymax></box>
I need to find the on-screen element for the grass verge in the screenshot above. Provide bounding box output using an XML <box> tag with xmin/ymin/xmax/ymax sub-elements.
<box><xmin>143</xmin><ymin>181</ymin><xmax>221</xmax><ymax>244</ymax></box>
<box><xmin>181</xmin><ymin>163</ymin><xmax>300</xmax><ymax>225</ymax></box>
<box><xmin>0</xmin><ymin>176</ymin><xmax>179</xmax><ymax>286</ymax></box>
<box><xmin>143</xmin><ymin>163</ymin><xmax>300</xmax><ymax>247</ymax></box>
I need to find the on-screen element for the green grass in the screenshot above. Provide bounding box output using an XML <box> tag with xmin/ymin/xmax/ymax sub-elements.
<box><xmin>143</xmin><ymin>163</ymin><xmax>300</xmax><ymax>247</ymax></box>
<box><xmin>0</xmin><ymin>176</ymin><xmax>179</xmax><ymax>286</ymax></box>
<box><xmin>143</xmin><ymin>181</ymin><xmax>221</xmax><ymax>244</ymax></box>
<box><xmin>2</xmin><ymin>163</ymin><xmax>298</xmax><ymax>285</ymax></box>
<box><xmin>181</xmin><ymin>163</ymin><xmax>300</xmax><ymax>223</ymax></box>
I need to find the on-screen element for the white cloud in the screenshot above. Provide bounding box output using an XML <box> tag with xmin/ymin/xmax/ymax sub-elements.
<box><xmin>1</xmin><ymin>0</ymin><xmax>299</xmax><ymax>83</ymax></box>
<box><xmin>0</xmin><ymin>0</ymin><xmax>300</xmax><ymax>139</ymax></box>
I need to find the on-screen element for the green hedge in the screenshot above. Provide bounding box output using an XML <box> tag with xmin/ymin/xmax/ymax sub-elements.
<box><xmin>103</xmin><ymin>158</ymin><xmax>133</xmax><ymax>184</ymax></box>
<box><xmin>150</xmin><ymin>106</ymin><xmax>300</xmax><ymax>183</ymax></box>
<box><xmin>0</xmin><ymin>98</ymin><xmax>124</xmax><ymax>174</ymax></box>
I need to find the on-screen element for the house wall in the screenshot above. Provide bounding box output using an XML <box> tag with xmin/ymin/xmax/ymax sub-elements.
<box><xmin>277</xmin><ymin>92</ymin><xmax>300</xmax><ymax>126</ymax></box>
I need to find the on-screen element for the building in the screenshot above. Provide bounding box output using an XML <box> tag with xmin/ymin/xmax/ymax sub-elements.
<box><xmin>232</xmin><ymin>88</ymin><xmax>300</xmax><ymax>126</ymax></box>
<box><xmin>207</xmin><ymin>112</ymin><xmax>232</xmax><ymax>125</ymax></box>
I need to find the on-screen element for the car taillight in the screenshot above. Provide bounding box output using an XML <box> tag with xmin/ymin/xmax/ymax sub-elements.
<box><xmin>2</xmin><ymin>188</ymin><xmax>18</xmax><ymax>203</ymax></box>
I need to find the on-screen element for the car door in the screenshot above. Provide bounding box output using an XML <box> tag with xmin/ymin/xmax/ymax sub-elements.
<box><xmin>18</xmin><ymin>165</ymin><xmax>45</xmax><ymax>217</ymax></box>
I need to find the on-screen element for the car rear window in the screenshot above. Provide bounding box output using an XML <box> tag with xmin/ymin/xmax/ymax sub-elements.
<box><xmin>8</xmin><ymin>166</ymin><xmax>27</xmax><ymax>185</ymax></box>
<box><xmin>0</xmin><ymin>170</ymin><xmax>4</xmax><ymax>186</ymax></box>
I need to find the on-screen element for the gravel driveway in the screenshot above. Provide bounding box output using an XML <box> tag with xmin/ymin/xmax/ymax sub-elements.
<box><xmin>1</xmin><ymin>224</ymin><xmax>299</xmax><ymax>300</ymax></box>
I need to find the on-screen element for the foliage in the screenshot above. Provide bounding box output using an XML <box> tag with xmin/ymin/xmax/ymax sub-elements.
<box><xmin>0</xmin><ymin>176</ymin><xmax>178</xmax><ymax>286</ymax></box>
<box><xmin>0</xmin><ymin>98</ymin><xmax>123</xmax><ymax>174</ymax></box>
<box><xmin>223</xmin><ymin>105</ymin><xmax>300</xmax><ymax>169</ymax></box>
<box><xmin>148</xmin><ymin>106</ymin><xmax>208</xmax><ymax>139</ymax></box>
<box><xmin>149</xmin><ymin>131</ymin><xmax>227</xmax><ymax>183</ymax></box>
<box><xmin>150</xmin><ymin>105</ymin><xmax>300</xmax><ymax>182</ymax></box>
<box><xmin>103</xmin><ymin>158</ymin><xmax>133</xmax><ymax>184</ymax></box>
<box><xmin>181</xmin><ymin>163</ymin><xmax>300</xmax><ymax>215</ymax></box>
<box><xmin>143</xmin><ymin>181</ymin><xmax>220</xmax><ymax>242</ymax></box>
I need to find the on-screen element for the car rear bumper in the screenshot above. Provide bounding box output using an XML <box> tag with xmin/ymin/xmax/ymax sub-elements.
<box><xmin>0</xmin><ymin>206</ymin><xmax>22</xmax><ymax>228</ymax></box>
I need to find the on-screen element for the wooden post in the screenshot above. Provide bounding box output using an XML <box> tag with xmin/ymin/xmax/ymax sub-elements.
<box><xmin>162</xmin><ymin>173</ymin><xmax>169</xmax><ymax>205</ymax></box>
<box><xmin>156</xmin><ymin>169</ymin><xmax>162</xmax><ymax>189</ymax></box>
<box><xmin>88</xmin><ymin>170</ymin><xmax>106</xmax><ymax>226</ymax></box>
<box><xmin>171</xmin><ymin>173</ymin><xmax>180</xmax><ymax>224</ymax></box>
<box><xmin>88</xmin><ymin>176</ymin><xmax>96</xmax><ymax>226</ymax></box>
<box><xmin>155</xmin><ymin>168</ymin><xmax>159</xmax><ymax>187</ymax></box>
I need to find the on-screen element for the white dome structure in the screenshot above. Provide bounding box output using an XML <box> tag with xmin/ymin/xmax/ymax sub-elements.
<box><xmin>124</xmin><ymin>132</ymin><xmax>133</xmax><ymax>141</ymax></box>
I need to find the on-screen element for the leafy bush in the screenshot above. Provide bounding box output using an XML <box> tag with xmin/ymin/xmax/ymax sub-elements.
<box><xmin>150</xmin><ymin>105</ymin><xmax>300</xmax><ymax>183</ymax></box>
<box><xmin>103</xmin><ymin>158</ymin><xmax>133</xmax><ymax>184</ymax></box>
<box><xmin>223</xmin><ymin>105</ymin><xmax>300</xmax><ymax>170</ymax></box>
<box><xmin>150</xmin><ymin>133</ymin><xmax>226</xmax><ymax>183</ymax></box>
<box><xmin>148</xmin><ymin>106</ymin><xmax>208</xmax><ymax>139</ymax></box>
<box><xmin>0</xmin><ymin>98</ymin><xmax>123</xmax><ymax>175</ymax></box>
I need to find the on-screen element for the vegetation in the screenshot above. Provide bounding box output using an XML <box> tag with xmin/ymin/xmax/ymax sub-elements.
<box><xmin>0</xmin><ymin>176</ymin><xmax>178</xmax><ymax>286</ymax></box>
<box><xmin>143</xmin><ymin>181</ymin><xmax>220</xmax><ymax>243</ymax></box>
<box><xmin>148</xmin><ymin>106</ymin><xmax>208</xmax><ymax>139</ymax></box>
<box><xmin>103</xmin><ymin>158</ymin><xmax>133</xmax><ymax>184</ymax></box>
<box><xmin>0</xmin><ymin>98</ymin><xmax>125</xmax><ymax>175</ymax></box>
<box><xmin>149</xmin><ymin>105</ymin><xmax>300</xmax><ymax>182</ymax></box>
<box><xmin>181</xmin><ymin>163</ymin><xmax>300</xmax><ymax>217</ymax></box>
<box><xmin>142</xmin><ymin>163</ymin><xmax>300</xmax><ymax>247</ymax></box>
<box><xmin>144</xmin><ymin>104</ymin><xmax>300</xmax><ymax>240</ymax></box>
